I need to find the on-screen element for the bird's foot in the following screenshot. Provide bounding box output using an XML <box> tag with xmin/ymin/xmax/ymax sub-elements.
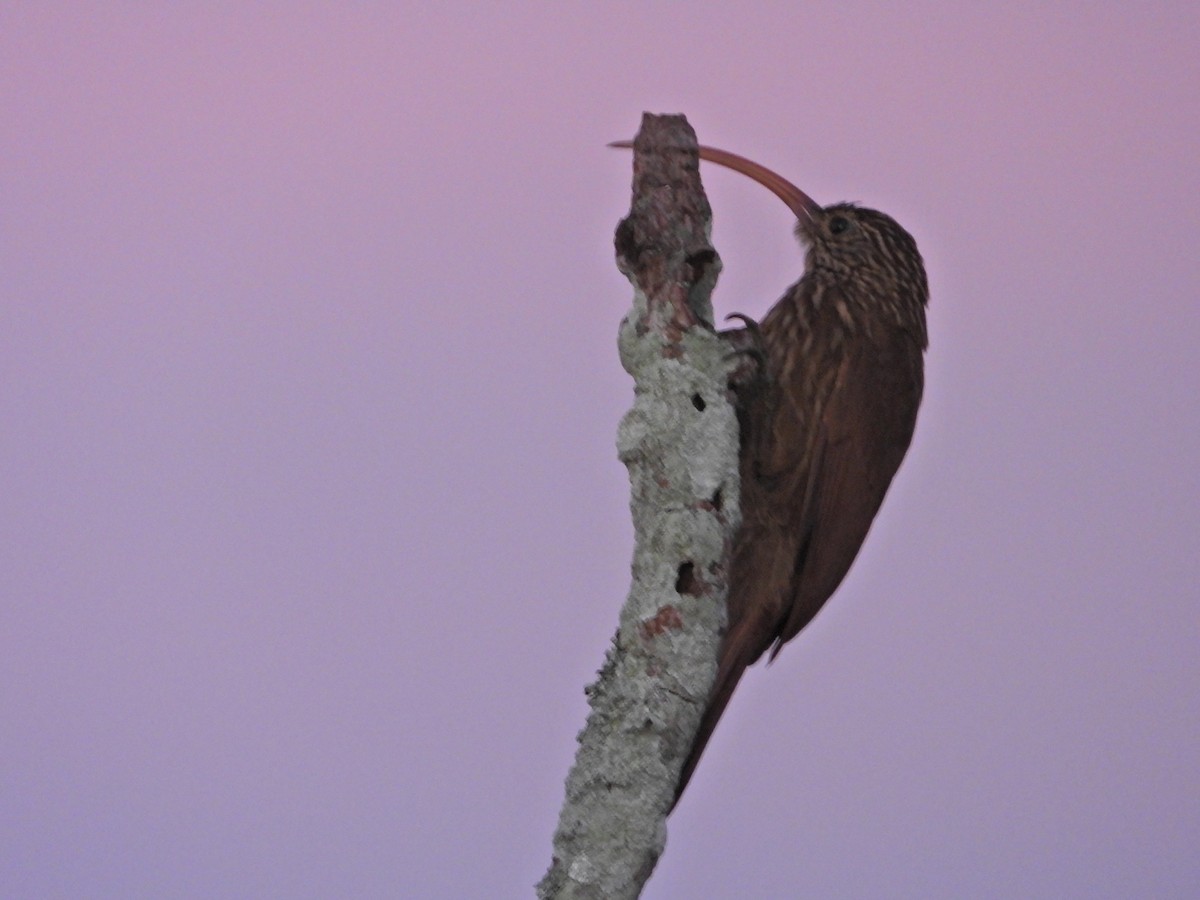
<box><xmin>721</xmin><ymin>313</ymin><xmax>766</xmax><ymax>390</ymax></box>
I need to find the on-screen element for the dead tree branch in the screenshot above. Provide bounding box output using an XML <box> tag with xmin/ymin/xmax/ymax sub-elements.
<box><xmin>538</xmin><ymin>113</ymin><xmax>742</xmax><ymax>900</ymax></box>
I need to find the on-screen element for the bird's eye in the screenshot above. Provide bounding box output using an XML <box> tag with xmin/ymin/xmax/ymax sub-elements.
<box><xmin>829</xmin><ymin>215</ymin><xmax>851</xmax><ymax>235</ymax></box>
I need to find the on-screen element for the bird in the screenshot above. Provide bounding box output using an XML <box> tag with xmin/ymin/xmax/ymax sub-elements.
<box><xmin>611</xmin><ymin>141</ymin><xmax>930</xmax><ymax>807</ymax></box>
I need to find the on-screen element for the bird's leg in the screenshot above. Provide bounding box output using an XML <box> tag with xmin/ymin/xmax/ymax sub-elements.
<box><xmin>721</xmin><ymin>312</ymin><xmax>766</xmax><ymax>390</ymax></box>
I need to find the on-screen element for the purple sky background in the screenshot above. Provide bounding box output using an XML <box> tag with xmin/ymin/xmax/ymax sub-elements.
<box><xmin>3</xmin><ymin>5</ymin><xmax>1198</xmax><ymax>898</ymax></box>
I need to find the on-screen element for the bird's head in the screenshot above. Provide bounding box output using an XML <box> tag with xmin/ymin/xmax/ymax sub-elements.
<box><xmin>609</xmin><ymin>140</ymin><xmax>929</xmax><ymax>320</ymax></box>
<box><xmin>685</xmin><ymin>145</ymin><xmax>928</xmax><ymax>308</ymax></box>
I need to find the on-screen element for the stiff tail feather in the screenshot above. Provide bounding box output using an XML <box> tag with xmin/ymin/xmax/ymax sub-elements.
<box><xmin>669</xmin><ymin>632</ymin><xmax>761</xmax><ymax>810</ymax></box>
<box><xmin>671</xmin><ymin>665</ymin><xmax>745</xmax><ymax>810</ymax></box>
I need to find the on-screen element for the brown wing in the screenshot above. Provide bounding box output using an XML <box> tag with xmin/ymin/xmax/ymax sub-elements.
<box><xmin>773</xmin><ymin>320</ymin><xmax>924</xmax><ymax>650</ymax></box>
<box><xmin>671</xmin><ymin>307</ymin><xmax>923</xmax><ymax>808</ymax></box>
<box><xmin>669</xmin><ymin>342</ymin><xmax>810</xmax><ymax>808</ymax></box>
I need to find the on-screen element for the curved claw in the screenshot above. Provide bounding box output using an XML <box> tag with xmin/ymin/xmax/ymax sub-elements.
<box><xmin>725</xmin><ymin>312</ymin><xmax>763</xmax><ymax>344</ymax></box>
<box><xmin>721</xmin><ymin>313</ymin><xmax>767</xmax><ymax>389</ymax></box>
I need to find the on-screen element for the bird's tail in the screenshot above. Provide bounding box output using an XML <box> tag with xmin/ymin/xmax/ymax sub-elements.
<box><xmin>669</xmin><ymin>634</ymin><xmax>757</xmax><ymax>811</ymax></box>
<box><xmin>669</xmin><ymin>510</ymin><xmax>797</xmax><ymax>810</ymax></box>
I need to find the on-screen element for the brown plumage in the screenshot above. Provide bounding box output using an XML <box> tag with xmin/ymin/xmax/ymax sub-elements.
<box><xmin>613</xmin><ymin>144</ymin><xmax>930</xmax><ymax>807</ymax></box>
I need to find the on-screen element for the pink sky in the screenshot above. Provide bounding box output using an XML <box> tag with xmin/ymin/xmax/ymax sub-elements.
<box><xmin>3</xmin><ymin>6</ymin><xmax>1197</xmax><ymax>897</ymax></box>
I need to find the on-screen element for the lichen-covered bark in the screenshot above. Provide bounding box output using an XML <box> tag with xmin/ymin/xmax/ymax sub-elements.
<box><xmin>538</xmin><ymin>114</ymin><xmax>742</xmax><ymax>900</ymax></box>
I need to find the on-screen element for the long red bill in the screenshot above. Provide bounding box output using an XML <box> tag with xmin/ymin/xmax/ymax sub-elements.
<box><xmin>608</xmin><ymin>141</ymin><xmax>821</xmax><ymax>222</ymax></box>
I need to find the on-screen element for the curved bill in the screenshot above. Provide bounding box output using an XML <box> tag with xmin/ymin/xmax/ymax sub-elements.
<box><xmin>608</xmin><ymin>141</ymin><xmax>821</xmax><ymax>222</ymax></box>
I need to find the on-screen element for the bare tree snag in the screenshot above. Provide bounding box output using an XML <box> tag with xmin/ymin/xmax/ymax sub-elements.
<box><xmin>538</xmin><ymin>114</ymin><xmax>742</xmax><ymax>899</ymax></box>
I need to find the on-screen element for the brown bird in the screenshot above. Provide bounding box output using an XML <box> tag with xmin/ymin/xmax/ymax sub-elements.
<box><xmin>613</xmin><ymin>142</ymin><xmax>930</xmax><ymax>807</ymax></box>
